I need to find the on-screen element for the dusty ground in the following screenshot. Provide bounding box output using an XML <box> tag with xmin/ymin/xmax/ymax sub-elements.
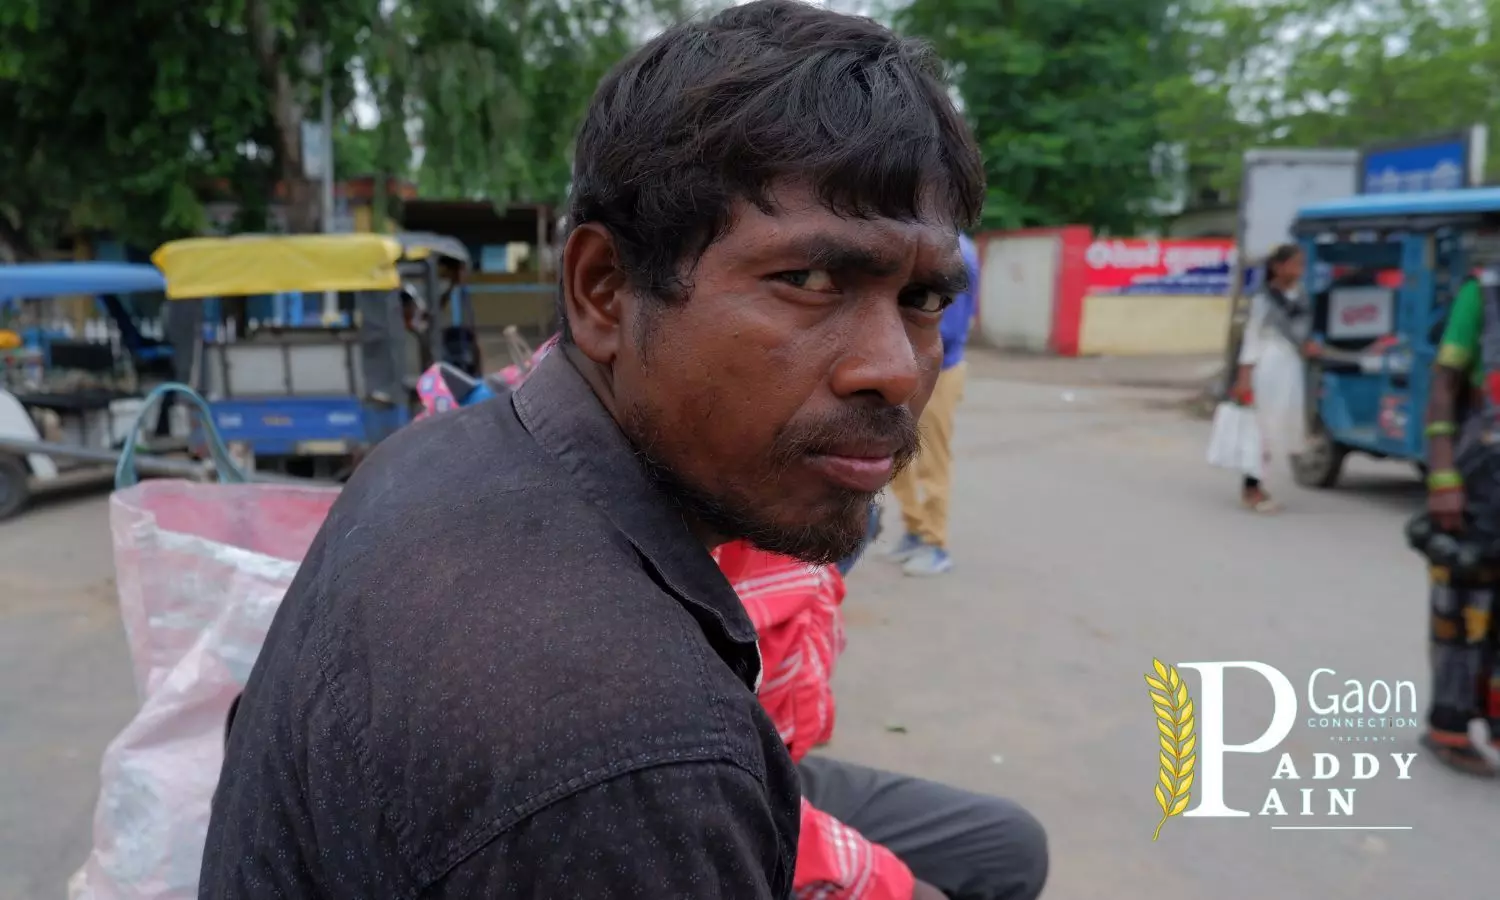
<box><xmin>0</xmin><ymin>487</ymin><xmax>133</xmax><ymax>900</ymax></box>
<box><xmin>0</xmin><ymin>351</ymin><xmax>1489</xmax><ymax>898</ymax></box>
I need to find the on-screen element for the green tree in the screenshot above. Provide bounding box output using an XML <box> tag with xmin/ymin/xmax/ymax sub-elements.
<box><xmin>334</xmin><ymin>123</ymin><xmax>388</xmax><ymax>181</ymax></box>
<box><xmin>897</xmin><ymin>0</ymin><xmax>1183</xmax><ymax>233</ymax></box>
<box><xmin>0</xmin><ymin>0</ymin><xmax>270</xmax><ymax>257</ymax></box>
<box><xmin>236</xmin><ymin>0</ymin><xmax>376</xmax><ymax>232</ymax></box>
<box><xmin>1</xmin><ymin>0</ymin><xmax>688</xmax><ymax>256</ymax></box>
<box><xmin>362</xmin><ymin>0</ymin><xmax>688</xmax><ymax>206</ymax></box>
<box><xmin>1152</xmin><ymin>0</ymin><xmax>1281</xmax><ymax>198</ymax></box>
<box><xmin>1160</xmin><ymin>0</ymin><xmax>1500</xmax><ymax>195</ymax></box>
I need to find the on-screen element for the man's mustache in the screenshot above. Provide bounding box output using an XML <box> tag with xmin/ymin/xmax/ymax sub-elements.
<box><xmin>771</xmin><ymin>403</ymin><xmax>921</xmax><ymax>473</ymax></box>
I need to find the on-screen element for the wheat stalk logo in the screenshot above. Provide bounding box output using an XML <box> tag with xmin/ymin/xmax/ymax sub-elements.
<box><xmin>1145</xmin><ymin>658</ymin><xmax>1196</xmax><ymax>841</ymax></box>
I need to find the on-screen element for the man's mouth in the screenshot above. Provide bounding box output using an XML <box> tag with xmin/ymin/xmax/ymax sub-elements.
<box><xmin>802</xmin><ymin>442</ymin><xmax>901</xmax><ymax>493</ymax></box>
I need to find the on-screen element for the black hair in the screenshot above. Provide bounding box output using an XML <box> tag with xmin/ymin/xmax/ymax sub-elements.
<box><xmin>559</xmin><ymin>0</ymin><xmax>984</xmax><ymax>340</ymax></box>
<box><xmin>1264</xmin><ymin>243</ymin><xmax>1302</xmax><ymax>285</ymax></box>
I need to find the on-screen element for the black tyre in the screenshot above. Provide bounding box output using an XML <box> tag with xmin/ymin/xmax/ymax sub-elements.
<box><xmin>1291</xmin><ymin>427</ymin><xmax>1348</xmax><ymax>489</ymax></box>
<box><xmin>0</xmin><ymin>454</ymin><xmax>30</xmax><ymax>521</ymax></box>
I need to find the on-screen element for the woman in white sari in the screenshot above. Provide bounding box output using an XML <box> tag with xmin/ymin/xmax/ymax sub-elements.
<box><xmin>1233</xmin><ymin>244</ymin><xmax>1314</xmax><ymax>512</ymax></box>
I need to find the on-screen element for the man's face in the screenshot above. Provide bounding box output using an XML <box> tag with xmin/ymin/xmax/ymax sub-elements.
<box><xmin>610</xmin><ymin>185</ymin><xmax>967</xmax><ymax>564</ymax></box>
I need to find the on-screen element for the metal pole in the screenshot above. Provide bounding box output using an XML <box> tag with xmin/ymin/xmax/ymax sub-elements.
<box><xmin>321</xmin><ymin>48</ymin><xmax>339</xmax><ymax>324</ymax></box>
<box><xmin>1218</xmin><ymin>155</ymin><xmax>1254</xmax><ymax>400</ymax></box>
<box><xmin>0</xmin><ymin>439</ymin><xmax>215</xmax><ymax>478</ymax></box>
<box><xmin>0</xmin><ymin>437</ymin><xmax>339</xmax><ymax>485</ymax></box>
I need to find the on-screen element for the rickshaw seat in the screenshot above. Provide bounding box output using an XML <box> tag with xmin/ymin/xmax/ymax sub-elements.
<box><xmin>16</xmin><ymin>388</ymin><xmax>131</xmax><ymax>412</ymax></box>
<box><xmin>47</xmin><ymin>339</ymin><xmax>116</xmax><ymax>374</ymax></box>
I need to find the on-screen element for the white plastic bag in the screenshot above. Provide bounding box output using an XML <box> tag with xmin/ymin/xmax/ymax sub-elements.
<box><xmin>1206</xmin><ymin>401</ymin><xmax>1264</xmax><ymax>476</ymax></box>
<box><xmin>69</xmin><ymin>480</ymin><xmax>339</xmax><ymax>900</ymax></box>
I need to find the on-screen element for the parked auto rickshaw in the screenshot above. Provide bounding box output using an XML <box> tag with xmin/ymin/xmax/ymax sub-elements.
<box><xmin>1288</xmin><ymin>187</ymin><xmax>1500</xmax><ymax>487</ymax></box>
<box><xmin>152</xmin><ymin>232</ymin><xmax>472</xmax><ymax>479</ymax></box>
<box><xmin>0</xmin><ymin>262</ymin><xmax>187</xmax><ymax>519</ymax></box>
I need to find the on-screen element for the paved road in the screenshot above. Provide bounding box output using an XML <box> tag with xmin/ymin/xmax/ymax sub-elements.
<box><xmin>836</xmin><ymin>376</ymin><xmax>1490</xmax><ymax>898</ymax></box>
<box><xmin>0</xmin><ymin>486</ymin><xmax>133</xmax><ymax>900</ymax></box>
<box><xmin>0</xmin><ymin>370</ymin><xmax>1490</xmax><ymax>898</ymax></box>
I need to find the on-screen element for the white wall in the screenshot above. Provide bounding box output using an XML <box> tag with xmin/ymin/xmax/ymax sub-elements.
<box><xmin>978</xmin><ymin>234</ymin><xmax>1058</xmax><ymax>352</ymax></box>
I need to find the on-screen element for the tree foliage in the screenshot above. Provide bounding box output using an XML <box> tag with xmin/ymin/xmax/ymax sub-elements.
<box><xmin>897</xmin><ymin>0</ymin><xmax>1184</xmax><ymax>234</ymax></box>
<box><xmin>0</xmin><ymin>0</ymin><xmax>687</xmax><ymax>256</ymax></box>
<box><xmin>893</xmin><ymin>0</ymin><xmax>1500</xmax><ymax>230</ymax></box>
<box><xmin>0</xmin><ymin>0</ymin><xmax>269</xmax><ymax>256</ymax></box>
<box><xmin>1160</xmin><ymin>0</ymin><xmax>1500</xmax><ymax>196</ymax></box>
<box><xmin>16</xmin><ymin>0</ymin><xmax>1500</xmax><ymax>253</ymax></box>
<box><xmin>362</xmin><ymin>0</ymin><xmax>687</xmax><ymax>204</ymax></box>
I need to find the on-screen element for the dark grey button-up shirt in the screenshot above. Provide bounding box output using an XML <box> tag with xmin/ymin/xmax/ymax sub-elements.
<box><xmin>201</xmin><ymin>352</ymin><xmax>800</xmax><ymax>899</ymax></box>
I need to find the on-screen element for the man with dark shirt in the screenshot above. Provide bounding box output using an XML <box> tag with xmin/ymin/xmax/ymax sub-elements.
<box><xmin>201</xmin><ymin>1</ymin><xmax>984</xmax><ymax>897</ymax></box>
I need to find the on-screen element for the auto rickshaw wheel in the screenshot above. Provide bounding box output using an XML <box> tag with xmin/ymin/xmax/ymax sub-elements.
<box><xmin>1291</xmin><ymin>427</ymin><xmax>1348</xmax><ymax>489</ymax></box>
<box><xmin>0</xmin><ymin>454</ymin><xmax>30</xmax><ymax>521</ymax></box>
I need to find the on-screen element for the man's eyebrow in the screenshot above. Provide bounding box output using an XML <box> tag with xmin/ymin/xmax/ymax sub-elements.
<box><xmin>921</xmin><ymin>263</ymin><xmax>971</xmax><ymax>297</ymax></box>
<box><xmin>802</xmin><ymin>237</ymin><xmax>902</xmax><ymax>277</ymax></box>
<box><xmin>795</xmin><ymin>234</ymin><xmax>970</xmax><ymax>294</ymax></box>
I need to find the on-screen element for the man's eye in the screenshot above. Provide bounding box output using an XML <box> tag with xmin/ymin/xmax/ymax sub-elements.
<box><xmin>901</xmin><ymin>289</ymin><xmax>952</xmax><ymax>314</ymax></box>
<box><xmin>776</xmin><ymin>270</ymin><xmax>836</xmax><ymax>292</ymax></box>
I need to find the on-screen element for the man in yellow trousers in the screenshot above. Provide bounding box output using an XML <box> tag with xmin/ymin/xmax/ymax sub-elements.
<box><xmin>884</xmin><ymin>233</ymin><xmax>978</xmax><ymax>576</ymax></box>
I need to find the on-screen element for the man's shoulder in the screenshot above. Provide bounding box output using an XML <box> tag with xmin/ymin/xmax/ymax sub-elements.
<box><xmin>322</xmin><ymin>535</ymin><xmax>769</xmax><ymax>757</ymax></box>
<box><xmin>220</xmin><ymin>395</ymin><xmax>793</xmax><ymax>891</ymax></box>
<box><xmin>322</xmin><ymin>396</ymin><xmax>618</xmax><ymax>568</ymax></box>
<box><xmin>324</xmin><ymin>566</ymin><xmax>782</xmax><ymax>877</ymax></box>
<box><xmin>282</xmin><ymin>405</ymin><xmax>783</xmax><ymax>869</ymax></box>
<box><xmin>305</xmin><ymin>397</ymin><xmax>730</xmax><ymax>708</ymax></box>
<box><xmin>339</xmin><ymin>396</ymin><xmax>552</xmax><ymax>511</ymax></box>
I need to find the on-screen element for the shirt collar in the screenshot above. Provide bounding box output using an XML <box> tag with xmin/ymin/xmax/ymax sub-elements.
<box><xmin>512</xmin><ymin>351</ymin><xmax>762</xmax><ymax>677</ymax></box>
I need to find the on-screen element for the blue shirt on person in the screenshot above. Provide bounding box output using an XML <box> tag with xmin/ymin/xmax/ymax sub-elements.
<box><xmin>940</xmin><ymin>234</ymin><xmax>979</xmax><ymax>371</ymax></box>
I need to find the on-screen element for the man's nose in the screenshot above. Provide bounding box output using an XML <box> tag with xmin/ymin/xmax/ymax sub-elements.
<box><xmin>827</xmin><ymin>303</ymin><xmax>928</xmax><ymax>406</ymax></box>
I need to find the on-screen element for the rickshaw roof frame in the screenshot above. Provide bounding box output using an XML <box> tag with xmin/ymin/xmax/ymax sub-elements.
<box><xmin>152</xmin><ymin>233</ymin><xmax>405</xmax><ymax>300</ymax></box>
<box><xmin>0</xmin><ymin>261</ymin><xmax>166</xmax><ymax>306</ymax></box>
<box><xmin>397</xmin><ymin>232</ymin><xmax>471</xmax><ymax>268</ymax></box>
<box><xmin>1294</xmin><ymin>187</ymin><xmax>1500</xmax><ymax>236</ymax></box>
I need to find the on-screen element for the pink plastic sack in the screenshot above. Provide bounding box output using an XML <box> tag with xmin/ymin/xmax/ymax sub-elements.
<box><xmin>414</xmin><ymin>333</ymin><xmax>559</xmax><ymax>420</ymax></box>
<box><xmin>69</xmin><ymin>480</ymin><xmax>340</xmax><ymax>900</ymax></box>
<box><xmin>413</xmin><ymin>366</ymin><xmax>462</xmax><ymax>420</ymax></box>
<box><xmin>494</xmin><ymin>334</ymin><xmax>559</xmax><ymax>389</ymax></box>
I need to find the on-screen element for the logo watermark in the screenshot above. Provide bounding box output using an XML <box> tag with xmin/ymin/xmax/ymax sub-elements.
<box><xmin>1145</xmin><ymin>659</ymin><xmax>1418</xmax><ymax>841</ymax></box>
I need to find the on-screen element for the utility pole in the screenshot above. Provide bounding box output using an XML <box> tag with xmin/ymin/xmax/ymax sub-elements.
<box><xmin>320</xmin><ymin>46</ymin><xmax>338</xmax><ymax>324</ymax></box>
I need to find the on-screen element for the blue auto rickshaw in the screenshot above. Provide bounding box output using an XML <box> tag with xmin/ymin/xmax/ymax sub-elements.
<box><xmin>1288</xmin><ymin>187</ymin><xmax>1500</xmax><ymax>487</ymax></box>
<box><xmin>151</xmin><ymin>233</ymin><xmax>474</xmax><ymax>480</ymax></box>
<box><xmin>0</xmin><ymin>262</ymin><xmax>185</xmax><ymax>519</ymax></box>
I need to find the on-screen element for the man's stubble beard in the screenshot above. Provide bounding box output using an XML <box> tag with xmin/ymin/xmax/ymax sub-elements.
<box><xmin>618</xmin><ymin>390</ymin><xmax>922</xmax><ymax>565</ymax></box>
<box><xmin>621</xmin><ymin>399</ymin><xmax>909</xmax><ymax>565</ymax></box>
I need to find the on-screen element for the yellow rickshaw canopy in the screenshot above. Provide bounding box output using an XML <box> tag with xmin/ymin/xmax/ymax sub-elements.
<box><xmin>151</xmin><ymin>234</ymin><xmax>404</xmax><ymax>299</ymax></box>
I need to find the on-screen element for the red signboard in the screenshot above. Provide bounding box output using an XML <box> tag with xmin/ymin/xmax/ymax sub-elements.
<box><xmin>1082</xmin><ymin>239</ymin><xmax>1235</xmax><ymax>294</ymax></box>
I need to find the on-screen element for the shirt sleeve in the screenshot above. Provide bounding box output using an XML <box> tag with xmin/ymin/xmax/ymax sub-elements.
<box><xmin>794</xmin><ymin>798</ymin><xmax>915</xmax><ymax>900</ymax></box>
<box><xmin>1437</xmin><ymin>279</ymin><xmax>1483</xmax><ymax>372</ymax></box>
<box><xmin>421</xmin><ymin>761</ymin><xmax>790</xmax><ymax>899</ymax></box>
<box><xmin>939</xmin><ymin>238</ymin><xmax>981</xmax><ymax>354</ymax></box>
<box><xmin>1237</xmin><ymin>292</ymin><xmax>1268</xmax><ymax>365</ymax></box>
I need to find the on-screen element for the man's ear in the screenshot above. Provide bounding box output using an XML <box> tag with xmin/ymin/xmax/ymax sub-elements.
<box><xmin>561</xmin><ymin>223</ymin><xmax>628</xmax><ymax>365</ymax></box>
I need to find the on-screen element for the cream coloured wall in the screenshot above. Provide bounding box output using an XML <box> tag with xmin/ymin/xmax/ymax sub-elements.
<box><xmin>1077</xmin><ymin>293</ymin><xmax>1231</xmax><ymax>356</ymax></box>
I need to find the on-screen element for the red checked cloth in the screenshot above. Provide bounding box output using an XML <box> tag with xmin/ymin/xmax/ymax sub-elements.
<box><xmin>712</xmin><ymin>541</ymin><xmax>915</xmax><ymax>900</ymax></box>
